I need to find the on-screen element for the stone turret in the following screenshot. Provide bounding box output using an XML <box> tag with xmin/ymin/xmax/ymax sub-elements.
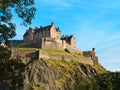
<box><xmin>83</xmin><ymin>48</ymin><xmax>98</xmax><ymax>65</ymax></box>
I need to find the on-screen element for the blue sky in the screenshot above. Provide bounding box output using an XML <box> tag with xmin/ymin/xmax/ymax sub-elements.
<box><xmin>12</xmin><ymin>0</ymin><xmax>120</xmax><ymax>71</ymax></box>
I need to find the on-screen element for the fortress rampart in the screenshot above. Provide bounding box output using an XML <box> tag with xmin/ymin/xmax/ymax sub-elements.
<box><xmin>10</xmin><ymin>22</ymin><xmax>99</xmax><ymax>65</ymax></box>
<box><xmin>11</xmin><ymin>49</ymin><xmax>94</xmax><ymax>65</ymax></box>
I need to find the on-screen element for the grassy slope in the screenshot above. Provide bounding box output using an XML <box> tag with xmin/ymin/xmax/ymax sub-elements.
<box><xmin>12</xmin><ymin>45</ymin><xmax>108</xmax><ymax>90</ymax></box>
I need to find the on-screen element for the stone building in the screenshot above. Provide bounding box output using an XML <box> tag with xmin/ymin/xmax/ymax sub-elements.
<box><xmin>23</xmin><ymin>22</ymin><xmax>60</xmax><ymax>43</ymax></box>
<box><xmin>61</xmin><ymin>35</ymin><xmax>76</xmax><ymax>47</ymax></box>
<box><xmin>23</xmin><ymin>28</ymin><xmax>35</xmax><ymax>42</ymax></box>
<box><xmin>23</xmin><ymin>22</ymin><xmax>78</xmax><ymax>52</ymax></box>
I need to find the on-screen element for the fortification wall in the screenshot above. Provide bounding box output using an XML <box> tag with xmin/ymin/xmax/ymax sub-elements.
<box><xmin>10</xmin><ymin>49</ymin><xmax>94</xmax><ymax>65</ymax></box>
<box><xmin>38</xmin><ymin>37</ymin><xmax>83</xmax><ymax>55</ymax></box>
<box><xmin>83</xmin><ymin>51</ymin><xmax>99</xmax><ymax>64</ymax></box>
<box><xmin>41</xmin><ymin>38</ymin><xmax>64</xmax><ymax>50</ymax></box>
<box><xmin>11</xmin><ymin>49</ymin><xmax>38</xmax><ymax>59</ymax></box>
<box><xmin>38</xmin><ymin>50</ymin><xmax>93</xmax><ymax>65</ymax></box>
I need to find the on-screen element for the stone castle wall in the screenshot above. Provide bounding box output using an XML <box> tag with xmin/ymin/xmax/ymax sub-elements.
<box><xmin>10</xmin><ymin>47</ymin><xmax>99</xmax><ymax>65</ymax></box>
<box><xmin>38</xmin><ymin>50</ymin><xmax>93</xmax><ymax>65</ymax></box>
<box><xmin>41</xmin><ymin>38</ymin><xmax>63</xmax><ymax>50</ymax></box>
<box><xmin>83</xmin><ymin>49</ymin><xmax>99</xmax><ymax>64</ymax></box>
<box><xmin>37</xmin><ymin>37</ymin><xmax>83</xmax><ymax>55</ymax></box>
<box><xmin>11</xmin><ymin>49</ymin><xmax>38</xmax><ymax>59</ymax></box>
<box><xmin>10</xmin><ymin>49</ymin><xmax>93</xmax><ymax>65</ymax></box>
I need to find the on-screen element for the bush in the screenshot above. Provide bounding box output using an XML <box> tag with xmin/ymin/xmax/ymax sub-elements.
<box><xmin>61</xmin><ymin>55</ymin><xmax>65</xmax><ymax>62</ymax></box>
<box><xmin>0</xmin><ymin>46</ymin><xmax>11</xmax><ymax>59</ymax></box>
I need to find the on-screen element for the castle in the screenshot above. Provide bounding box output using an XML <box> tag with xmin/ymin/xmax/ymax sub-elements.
<box><xmin>22</xmin><ymin>22</ymin><xmax>77</xmax><ymax>52</ymax></box>
<box><xmin>10</xmin><ymin>22</ymin><xmax>99</xmax><ymax>65</ymax></box>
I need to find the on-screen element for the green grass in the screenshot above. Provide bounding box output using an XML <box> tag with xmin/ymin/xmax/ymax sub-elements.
<box><xmin>41</xmin><ymin>48</ymin><xmax>85</xmax><ymax>58</ymax></box>
<box><xmin>43</xmin><ymin>58</ymin><xmax>75</xmax><ymax>73</ymax></box>
<box><xmin>93</xmin><ymin>64</ymin><xmax>107</xmax><ymax>74</ymax></box>
<box><xmin>73</xmin><ymin>53</ymin><xmax>84</xmax><ymax>58</ymax></box>
<box><xmin>41</xmin><ymin>48</ymin><xmax>70</xmax><ymax>55</ymax></box>
<box><xmin>13</xmin><ymin>45</ymin><xmax>33</xmax><ymax>48</ymax></box>
<box><xmin>43</xmin><ymin>58</ymin><xmax>76</xmax><ymax>87</ymax></box>
<box><xmin>42</xmin><ymin>58</ymin><xmax>106</xmax><ymax>89</ymax></box>
<box><xmin>13</xmin><ymin>45</ymin><xmax>40</xmax><ymax>50</ymax></box>
<box><xmin>13</xmin><ymin>46</ymin><xmax>85</xmax><ymax>60</ymax></box>
<box><xmin>13</xmin><ymin>46</ymin><xmax>69</xmax><ymax>54</ymax></box>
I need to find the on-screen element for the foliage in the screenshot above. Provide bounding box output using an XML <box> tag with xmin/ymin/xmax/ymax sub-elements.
<box><xmin>0</xmin><ymin>0</ymin><xmax>36</xmax><ymax>45</ymax></box>
<box><xmin>45</xmin><ymin>58</ymin><xmax>119</xmax><ymax>90</ymax></box>
<box><xmin>95</xmin><ymin>72</ymin><xmax>120</xmax><ymax>90</ymax></box>
<box><xmin>0</xmin><ymin>50</ymin><xmax>39</xmax><ymax>90</ymax></box>
<box><xmin>0</xmin><ymin>23</ymin><xmax>16</xmax><ymax>45</ymax></box>
<box><xmin>0</xmin><ymin>45</ymin><xmax>11</xmax><ymax>59</ymax></box>
<box><xmin>0</xmin><ymin>57</ymin><xmax>25</xmax><ymax>89</ymax></box>
<box><xmin>1</xmin><ymin>47</ymin><xmax>120</xmax><ymax>90</ymax></box>
<box><xmin>13</xmin><ymin>45</ymin><xmax>35</xmax><ymax>48</ymax></box>
<box><xmin>61</xmin><ymin>55</ymin><xmax>65</xmax><ymax>62</ymax></box>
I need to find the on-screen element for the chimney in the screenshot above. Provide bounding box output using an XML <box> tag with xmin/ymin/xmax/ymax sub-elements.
<box><xmin>51</xmin><ymin>22</ymin><xmax>54</xmax><ymax>25</ymax></box>
<box><xmin>92</xmin><ymin>48</ymin><xmax>95</xmax><ymax>52</ymax></box>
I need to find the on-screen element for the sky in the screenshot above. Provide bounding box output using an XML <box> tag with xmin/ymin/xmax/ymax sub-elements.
<box><xmin>12</xmin><ymin>0</ymin><xmax>120</xmax><ymax>71</ymax></box>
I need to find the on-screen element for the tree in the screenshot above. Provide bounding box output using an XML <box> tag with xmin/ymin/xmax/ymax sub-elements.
<box><xmin>0</xmin><ymin>0</ymin><xmax>36</xmax><ymax>45</ymax></box>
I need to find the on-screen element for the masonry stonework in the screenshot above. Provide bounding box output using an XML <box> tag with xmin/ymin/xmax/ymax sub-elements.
<box><xmin>10</xmin><ymin>22</ymin><xmax>99</xmax><ymax>65</ymax></box>
<box><xmin>22</xmin><ymin>22</ymin><xmax>78</xmax><ymax>52</ymax></box>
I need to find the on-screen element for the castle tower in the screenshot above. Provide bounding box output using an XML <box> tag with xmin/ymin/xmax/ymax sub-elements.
<box><xmin>50</xmin><ymin>22</ymin><xmax>61</xmax><ymax>39</ymax></box>
<box><xmin>50</xmin><ymin>22</ymin><xmax>55</xmax><ymax>38</ymax></box>
<box><xmin>23</xmin><ymin>27</ymin><xmax>34</xmax><ymax>42</ymax></box>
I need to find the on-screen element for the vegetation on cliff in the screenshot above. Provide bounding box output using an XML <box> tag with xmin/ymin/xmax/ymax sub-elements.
<box><xmin>0</xmin><ymin>46</ymin><xmax>120</xmax><ymax>90</ymax></box>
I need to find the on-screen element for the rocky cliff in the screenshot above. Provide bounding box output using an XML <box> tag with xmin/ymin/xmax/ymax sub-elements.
<box><xmin>0</xmin><ymin>57</ymin><xmax>106</xmax><ymax>90</ymax></box>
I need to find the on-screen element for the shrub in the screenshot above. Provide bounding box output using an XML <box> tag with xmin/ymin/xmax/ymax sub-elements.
<box><xmin>0</xmin><ymin>46</ymin><xmax>11</xmax><ymax>59</ymax></box>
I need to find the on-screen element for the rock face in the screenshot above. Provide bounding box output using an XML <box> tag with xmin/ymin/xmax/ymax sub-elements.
<box><xmin>23</xmin><ymin>59</ymin><xmax>105</xmax><ymax>90</ymax></box>
<box><xmin>0</xmin><ymin>58</ymin><xmax>106</xmax><ymax>90</ymax></box>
